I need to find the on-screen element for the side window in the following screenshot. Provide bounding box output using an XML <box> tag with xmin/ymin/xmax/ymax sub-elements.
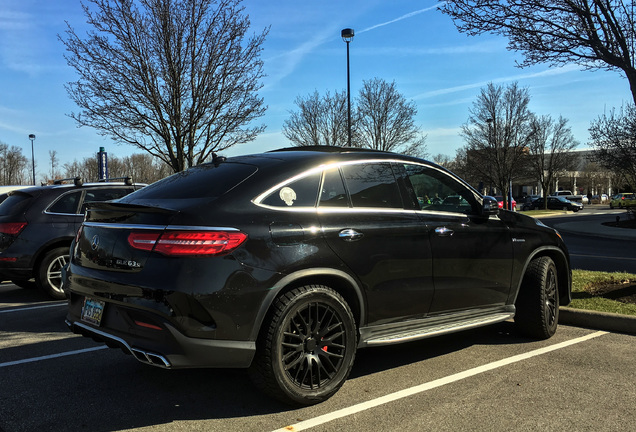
<box><xmin>403</xmin><ymin>164</ymin><xmax>477</xmax><ymax>214</ymax></box>
<box><xmin>81</xmin><ymin>187</ymin><xmax>133</xmax><ymax>212</ymax></box>
<box><xmin>48</xmin><ymin>191</ymin><xmax>82</xmax><ymax>214</ymax></box>
<box><xmin>261</xmin><ymin>173</ymin><xmax>321</xmax><ymax>208</ymax></box>
<box><xmin>319</xmin><ymin>167</ymin><xmax>349</xmax><ymax>207</ymax></box>
<box><xmin>341</xmin><ymin>163</ymin><xmax>402</xmax><ymax>209</ymax></box>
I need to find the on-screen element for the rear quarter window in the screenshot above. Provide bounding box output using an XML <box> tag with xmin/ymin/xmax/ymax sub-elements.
<box><xmin>47</xmin><ymin>190</ymin><xmax>82</xmax><ymax>214</ymax></box>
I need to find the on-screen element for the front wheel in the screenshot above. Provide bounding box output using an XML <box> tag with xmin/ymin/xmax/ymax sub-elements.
<box><xmin>515</xmin><ymin>256</ymin><xmax>559</xmax><ymax>339</ymax></box>
<box><xmin>36</xmin><ymin>247</ymin><xmax>69</xmax><ymax>300</ymax></box>
<box><xmin>249</xmin><ymin>285</ymin><xmax>357</xmax><ymax>406</ymax></box>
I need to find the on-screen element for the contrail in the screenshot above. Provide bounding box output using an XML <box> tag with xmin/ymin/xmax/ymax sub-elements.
<box><xmin>359</xmin><ymin>3</ymin><xmax>444</xmax><ymax>34</ymax></box>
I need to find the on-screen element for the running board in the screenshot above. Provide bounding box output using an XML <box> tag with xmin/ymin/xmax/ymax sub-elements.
<box><xmin>359</xmin><ymin>311</ymin><xmax>514</xmax><ymax>347</ymax></box>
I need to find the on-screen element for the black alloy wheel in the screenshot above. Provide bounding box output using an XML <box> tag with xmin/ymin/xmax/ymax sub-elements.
<box><xmin>249</xmin><ymin>285</ymin><xmax>357</xmax><ymax>406</ymax></box>
<box><xmin>515</xmin><ymin>256</ymin><xmax>559</xmax><ymax>339</ymax></box>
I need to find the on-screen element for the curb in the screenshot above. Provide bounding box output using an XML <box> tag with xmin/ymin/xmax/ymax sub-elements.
<box><xmin>559</xmin><ymin>307</ymin><xmax>636</xmax><ymax>335</ymax></box>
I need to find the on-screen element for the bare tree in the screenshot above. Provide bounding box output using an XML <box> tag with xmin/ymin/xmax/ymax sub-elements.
<box><xmin>460</xmin><ymin>82</ymin><xmax>533</xmax><ymax>207</ymax></box>
<box><xmin>355</xmin><ymin>78</ymin><xmax>427</xmax><ymax>156</ymax></box>
<box><xmin>120</xmin><ymin>153</ymin><xmax>172</xmax><ymax>183</ymax></box>
<box><xmin>60</xmin><ymin>0</ymin><xmax>268</xmax><ymax>172</ymax></box>
<box><xmin>441</xmin><ymin>0</ymin><xmax>636</xmax><ymax>104</ymax></box>
<box><xmin>282</xmin><ymin>90</ymin><xmax>348</xmax><ymax>147</ymax></box>
<box><xmin>431</xmin><ymin>153</ymin><xmax>453</xmax><ymax>167</ymax></box>
<box><xmin>0</xmin><ymin>143</ymin><xmax>29</xmax><ymax>185</ymax></box>
<box><xmin>63</xmin><ymin>158</ymin><xmax>97</xmax><ymax>181</ymax></box>
<box><xmin>589</xmin><ymin>104</ymin><xmax>636</xmax><ymax>190</ymax></box>
<box><xmin>528</xmin><ymin>115</ymin><xmax>579</xmax><ymax>207</ymax></box>
<box><xmin>63</xmin><ymin>151</ymin><xmax>171</xmax><ymax>184</ymax></box>
<box><xmin>48</xmin><ymin>150</ymin><xmax>60</xmax><ymax>181</ymax></box>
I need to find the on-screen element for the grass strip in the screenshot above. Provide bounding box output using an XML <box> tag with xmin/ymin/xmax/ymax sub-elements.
<box><xmin>569</xmin><ymin>269</ymin><xmax>636</xmax><ymax>316</ymax></box>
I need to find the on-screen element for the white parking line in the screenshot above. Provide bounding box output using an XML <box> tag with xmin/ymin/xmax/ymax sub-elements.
<box><xmin>0</xmin><ymin>303</ymin><xmax>66</xmax><ymax>314</ymax></box>
<box><xmin>0</xmin><ymin>346</ymin><xmax>108</xmax><ymax>368</ymax></box>
<box><xmin>273</xmin><ymin>331</ymin><xmax>608</xmax><ymax>432</ymax></box>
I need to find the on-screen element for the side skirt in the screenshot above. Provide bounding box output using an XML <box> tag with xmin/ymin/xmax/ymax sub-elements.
<box><xmin>358</xmin><ymin>306</ymin><xmax>515</xmax><ymax>348</ymax></box>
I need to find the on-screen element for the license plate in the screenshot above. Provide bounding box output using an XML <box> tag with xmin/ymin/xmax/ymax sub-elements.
<box><xmin>81</xmin><ymin>297</ymin><xmax>105</xmax><ymax>326</ymax></box>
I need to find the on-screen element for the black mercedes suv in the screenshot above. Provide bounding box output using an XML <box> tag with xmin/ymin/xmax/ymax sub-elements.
<box><xmin>0</xmin><ymin>177</ymin><xmax>144</xmax><ymax>299</ymax></box>
<box><xmin>64</xmin><ymin>147</ymin><xmax>571</xmax><ymax>405</ymax></box>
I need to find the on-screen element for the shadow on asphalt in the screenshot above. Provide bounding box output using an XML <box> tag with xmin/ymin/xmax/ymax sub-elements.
<box><xmin>0</xmin><ymin>322</ymin><xmax>540</xmax><ymax>432</ymax></box>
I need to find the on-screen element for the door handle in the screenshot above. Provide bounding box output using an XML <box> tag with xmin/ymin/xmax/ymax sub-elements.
<box><xmin>339</xmin><ymin>228</ymin><xmax>364</xmax><ymax>242</ymax></box>
<box><xmin>434</xmin><ymin>227</ymin><xmax>454</xmax><ymax>237</ymax></box>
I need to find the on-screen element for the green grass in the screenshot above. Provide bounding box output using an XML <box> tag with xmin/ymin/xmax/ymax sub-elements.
<box><xmin>569</xmin><ymin>270</ymin><xmax>636</xmax><ymax>316</ymax></box>
<box><xmin>518</xmin><ymin>209</ymin><xmax>571</xmax><ymax>217</ymax></box>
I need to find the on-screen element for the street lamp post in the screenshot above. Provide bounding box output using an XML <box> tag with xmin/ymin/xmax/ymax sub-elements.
<box><xmin>28</xmin><ymin>134</ymin><xmax>36</xmax><ymax>185</ymax></box>
<box><xmin>341</xmin><ymin>28</ymin><xmax>354</xmax><ymax>147</ymax></box>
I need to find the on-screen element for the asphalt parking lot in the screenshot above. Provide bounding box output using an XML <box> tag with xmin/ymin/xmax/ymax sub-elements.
<box><xmin>1</xmin><ymin>282</ymin><xmax>635</xmax><ymax>432</ymax></box>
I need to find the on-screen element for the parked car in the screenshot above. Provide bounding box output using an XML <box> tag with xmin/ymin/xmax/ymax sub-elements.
<box><xmin>531</xmin><ymin>196</ymin><xmax>583</xmax><ymax>212</ymax></box>
<box><xmin>0</xmin><ymin>177</ymin><xmax>144</xmax><ymax>298</ymax></box>
<box><xmin>552</xmin><ymin>190</ymin><xmax>584</xmax><ymax>203</ymax></box>
<box><xmin>64</xmin><ymin>147</ymin><xmax>571</xmax><ymax>406</ymax></box>
<box><xmin>493</xmin><ymin>195</ymin><xmax>517</xmax><ymax>210</ymax></box>
<box><xmin>609</xmin><ymin>193</ymin><xmax>636</xmax><ymax>209</ymax></box>
<box><xmin>520</xmin><ymin>195</ymin><xmax>540</xmax><ymax>211</ymax></box>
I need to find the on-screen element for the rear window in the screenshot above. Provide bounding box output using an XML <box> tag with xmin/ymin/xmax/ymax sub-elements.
<box><xmin>119</xmin><ymin>162</ymin><xmax>257</xmax><ymax>201</ymax></box>
<box><xmin>0</xmin><ymin>192</ymin><xmax>34</xmax><ymax>216</ymax></box>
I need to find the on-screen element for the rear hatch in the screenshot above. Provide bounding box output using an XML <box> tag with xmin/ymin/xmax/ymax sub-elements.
<box><xmin>73</xmin><ymin>160</ymin><xmax>258</xmax><ymax>273</ymax></box>
<box><xmin>0</xmin><ymin>191</ymin><xmax>36</xmax><ymax>251</ymax></box>
<box><xmin>75</xmin><ymin>203</ymin><xmax>177</xmax><ymax>272</ymax></box>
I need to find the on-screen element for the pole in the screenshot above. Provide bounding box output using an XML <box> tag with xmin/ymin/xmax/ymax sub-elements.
<box><xmin>28</xmin><ymin>134</ymin><xmax>36</xmax><ymax>185</ymax></box>
<box><xmin>346</xmin><ymin>40</ymin><xmax>351</xmax><ymax>147</ymax></box>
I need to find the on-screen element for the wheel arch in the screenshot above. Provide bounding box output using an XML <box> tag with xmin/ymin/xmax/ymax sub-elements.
<box><xmin>32</xmin><ymin>238</ymin><xmax>73</xmax><ymax>270</ymax></box>
<box><xmin>514</xmin><ymin>247</ymin><xmax>571</xmax><ymax>307</ymax></box>
<box><xmin>249</xmin><ymin>268</ymin><xmax>365</xmax><ymax>341</ymax></box>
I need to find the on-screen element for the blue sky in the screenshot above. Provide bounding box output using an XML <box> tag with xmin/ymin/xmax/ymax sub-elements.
<box><xmin>0</xmin><ymin>0</ymin><xmax>632</xmax><ymax>181</ymax></box>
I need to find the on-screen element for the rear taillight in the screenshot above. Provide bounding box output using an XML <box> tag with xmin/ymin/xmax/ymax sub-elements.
<box><xmin>0</xmin><ymin>222</ymin><xmax>27</xmax><ymax>236</ymax></box>
<box><xmin>128</xmin><ymin>230</ymin><xmax>247</xmax><ymax>256</ymax></box>
<box><xmin>75</xmin><ymin>225</ymin><xmax>84</xmax><ymax>244</ymax></box>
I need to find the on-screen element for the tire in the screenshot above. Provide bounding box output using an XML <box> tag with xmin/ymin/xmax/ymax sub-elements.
<box><xmin>36</xmin><ymin>247</ymin><xmax>70</xmax><ymax>300</ymax></box>
<box><xmin>515</xmin><ymin>256</ymin><xmax>559</xmax><ymax>339</ymax></box>
<box><xmin>11</xmin><ymin>278</ymin><xmax>37</xmax><ymax>289</ymax></box>
<box><xmin>249</xmin><ymin>285</ymin><xmax>357</xmax><ymax>406</ymax></box>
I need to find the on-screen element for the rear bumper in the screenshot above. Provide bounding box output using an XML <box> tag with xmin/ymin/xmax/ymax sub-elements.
<box><xmin>0</xmin><ymin>264</ymin><xmax>33</xmax><ymax>281</ymax></box>
<box><xmin>66</xmin><ymin>318</ymin><xmax>256</xmax><ymax>369</ymax></box>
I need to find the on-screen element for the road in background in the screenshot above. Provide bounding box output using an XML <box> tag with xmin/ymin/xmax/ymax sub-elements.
<box><xmin>537</xmin><ymin>206</ymin><xmax>636</xmax><ymax>273</ymax></box>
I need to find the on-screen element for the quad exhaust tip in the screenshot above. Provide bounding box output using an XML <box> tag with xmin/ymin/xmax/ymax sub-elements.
<box><xmin>67</xmin><ymin>320</ymin><xmax>172</xmax><ymax>369</ymax></box>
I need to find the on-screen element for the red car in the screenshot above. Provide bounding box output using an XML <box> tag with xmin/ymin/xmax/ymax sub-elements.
<box><xmin>494</xmin><ymin>196</ymin><xmax>516</xmax><ymax>210</ymax></box>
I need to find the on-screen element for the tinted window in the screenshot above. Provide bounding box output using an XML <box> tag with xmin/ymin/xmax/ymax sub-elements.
<box><xmin>48</xmin><ymin>190</ymin><xmax>82</xmax><ymax>214</ymax></box>
<box><xmin>0</xmin><ymin>192</ymin><xmax>33</xmax><ymax>216</ymax></box>
<box><xmin>319</xmin><ymin>167</ymin><xmax>349</xmax><ymax>207</ymax></box>
<box><xmin>121</xmin><ymin>162</ymin><xmax>257</xmax><ymax>200</ymax></box>
<box><xmin>261</xmin><ymin>173</ymin><xmax>321</xmax><ymax>208</ymax></box>
<box><xmin>403</xmin><ymin>164</ymin><xmax>477</xmax><ymax>214</ymax></box>
<box><xmin>341</xmin><ymin>163</ymin><xmax>402</xmax><ymax>209</ymax></box>
<box><xmin>81</xmin><ymin>187</ymin><xmax>133</xmax><ymax>212</ymax></box>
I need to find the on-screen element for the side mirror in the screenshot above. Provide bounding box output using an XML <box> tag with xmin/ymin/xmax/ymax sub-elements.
<box><xmin>481</xmin><ymin>196</ymin><xmax>500</xmax><ymax>217</ymax></box>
